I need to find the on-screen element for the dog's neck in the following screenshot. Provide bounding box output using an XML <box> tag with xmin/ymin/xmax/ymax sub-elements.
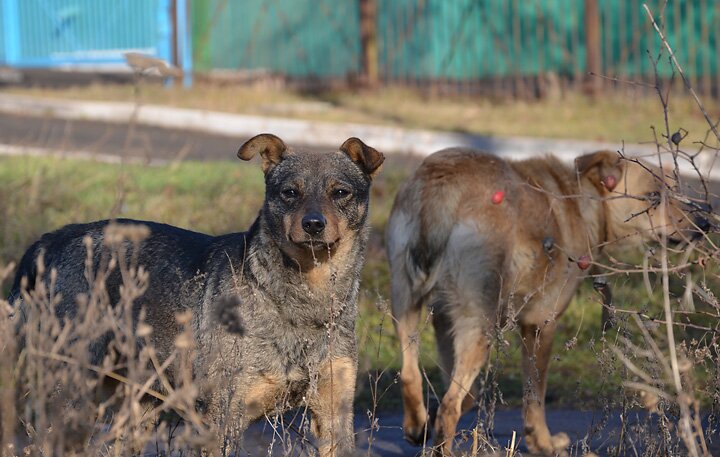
<box><xmin>246</xmin><ymin>219</ymin><xmax>367</xmax><ymax>320</ymax></box>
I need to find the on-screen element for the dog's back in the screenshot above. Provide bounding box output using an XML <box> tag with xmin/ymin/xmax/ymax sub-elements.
<box><xmin>10</xmin><ymin>219</ymin><xmax>221</xmax><ymax>358</ymax></box>
<box><xmin>386</xmin><ymin>149</ymin><xmax>579</xmax><ymax>318</ymax></box>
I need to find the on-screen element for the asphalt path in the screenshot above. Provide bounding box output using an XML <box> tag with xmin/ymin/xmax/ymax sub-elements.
<box><xmin>0</xmin><ymin>111</ymin><xmax>330</xmax><ymax>164</ymax></box>
<box><xmin>236</xmin><ymin>407</ymin><xmax>705</xmax><ymax>456</ymax></box>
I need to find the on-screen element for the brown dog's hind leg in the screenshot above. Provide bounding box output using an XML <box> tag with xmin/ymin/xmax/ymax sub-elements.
<box><xmin>520</xmin><ymin>322</ymin><xmax>570</xmax><ymax>456</ymax></box>
<box><xmin>433</xmin><ymin>329</ymin><xmax>490</xmax><ymax>456</ymax></box>
<box><xmin>432</xmin><ymin>311</ymin><xmax>478</xmax><ymax>419</ymax></box>
<box><xmin>393</xmin><ymin>291</ymin><xmax>429</xmax><ymax>446</ymax></box>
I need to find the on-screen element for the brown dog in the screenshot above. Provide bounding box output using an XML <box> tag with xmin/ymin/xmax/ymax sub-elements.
<box><xmin>385</xmin><ymin>149</ymin><xmax>700</xmax><ymax>455</ymax></box>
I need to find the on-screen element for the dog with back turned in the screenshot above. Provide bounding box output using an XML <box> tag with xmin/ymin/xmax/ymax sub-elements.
<box><xmin>386</xmin><ymin>148</ymin><xmax>706</xmax><ymax>456</ymax></box>
<box><xmin>10</xmin><ymin>133</ymin><xmax>384</xmax><ymax>456</ymax></box>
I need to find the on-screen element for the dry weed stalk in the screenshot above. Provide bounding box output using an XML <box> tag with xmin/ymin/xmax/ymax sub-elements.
<box><xmin>2</xmin><ymin>224</ymin><xmax>214</xmax><ymax>455</ymax></box>
<box><xmin>600</xmin><ymin>4</ymin><xmax>720</xmax><ymax>457</ymax></box>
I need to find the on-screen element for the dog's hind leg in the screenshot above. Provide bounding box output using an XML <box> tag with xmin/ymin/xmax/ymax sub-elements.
<box><xmin>431</xmin><ymin>311</ymin><xmax>478</xmax><ymax>419</ymax></box>
<box><xmin>391</xmin><ymin>272</ymin><xmax>430</xmax><ymax>446</ymax></box>
<box><xmin>520</xmin><ymin>321</ymin><xmax>570</xmax><ymax>456</ymax></box>
<box><xmin>433</xmin><ymin>323</ymin><xmax>490</xmax><ymax>456</ymax></box>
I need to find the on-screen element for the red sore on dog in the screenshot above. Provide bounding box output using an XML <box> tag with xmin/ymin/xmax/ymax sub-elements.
<box><xmin>602</xmin><ymin>175</ymin><xmax>617</xmax><ymax>191</ymax></box>
<box><xmin>491</xmin><ymin>190</ymin><xmax>504</xmax><ymax>204</ymax></box>
<box><xmin>577</xmin><ymin>255</ymin><xmax>591</xmax><ymax>270</ymax></box>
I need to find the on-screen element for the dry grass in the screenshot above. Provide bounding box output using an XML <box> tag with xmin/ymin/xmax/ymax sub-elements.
<box><xmin>1</xmin><ymin>226</ymin><xmax>214</xmax><ymax>455</ymax></box>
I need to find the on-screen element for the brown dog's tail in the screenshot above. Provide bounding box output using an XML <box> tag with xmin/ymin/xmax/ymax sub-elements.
<box><xmin>386</xmin><ymin>208</ymin><xmax>437</xmax><ymax>303</ymax></box>
<box><xmin>386</xmin><ymin>180</ymin><xmax>459</xmax><ymax>300</ymax></box>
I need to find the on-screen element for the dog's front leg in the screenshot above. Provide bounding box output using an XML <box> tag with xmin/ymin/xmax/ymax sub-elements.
<box><xmin>520</xmin><ymin>321</ymin><xmax>570</xmax><ymax>456</ymax></box>
<box><xmin>309</xmin><ymin>356</ymin><xmax>357</xmax><ymax>457</ymax></box>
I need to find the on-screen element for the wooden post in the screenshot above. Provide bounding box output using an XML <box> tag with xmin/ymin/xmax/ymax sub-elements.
<box><xmin>584</xmin><ymin>0</ymin><xmax>601</xmax><ymax>96</ymax></box>
<box><xmin>359</xmin><ymin>0</ymin><xmax>378</xmax><ymax>86</ymax></box>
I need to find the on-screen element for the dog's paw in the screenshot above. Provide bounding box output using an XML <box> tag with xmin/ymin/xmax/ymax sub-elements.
<box><xmin>403</xmin><ymin>397</ymin><xmax>437</xmax><ymax>446</ymax></box>
<box><xmin>403</xmin><ymin>424</ymin><xmax>431</xmax><ymax>446</ymax></box>
<box><xmin>526</xmin><ymin>430</ymin><xmax>570</xmax><ymax>456</ymax></box>
<box><xmin>551</xmin><ymin>432</ymin><xmax>570</xmax><ymax>452</ymax></box>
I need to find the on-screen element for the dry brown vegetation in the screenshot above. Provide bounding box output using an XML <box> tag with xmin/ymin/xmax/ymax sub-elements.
<box><xmin>1</xmin><ymin>226</ymin><xmax>215</xmax><ymax>455</ymax></box>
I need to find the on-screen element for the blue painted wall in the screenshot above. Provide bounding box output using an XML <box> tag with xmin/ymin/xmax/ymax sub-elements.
<box><xmin>0</xmin><ymin>0</ymin><xmax>176</xmax><ymax>69</ymax></box>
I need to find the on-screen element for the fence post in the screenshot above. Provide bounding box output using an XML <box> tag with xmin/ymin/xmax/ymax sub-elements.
<box><xmin>584</xmin><ymin>0</ymin><xmax>602</xmax><ymax>96</ymax></box>
<box><xmin>2</xmin><ymin>0</ymin><xmax>21</xmax><ymax>66</ymax></box>
<box><xmin>359</xmin><ymin>0</ymin><xmax>378</xmax><ymax>86</ymax></box>
<box><xmin>175</xmin><ymin>0</ymin><xmax>192</xmax><ymax>87</ymax></box>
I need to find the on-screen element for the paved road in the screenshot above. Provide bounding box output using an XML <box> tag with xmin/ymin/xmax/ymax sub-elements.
<box><xmin>238</xmin><ymin>407</ymin><xmax>695</xmax><ymax>456</ymax></box>
<box><xmin>0</xmin><ymin>111</ymin><xmax>329</xmax><ymax>164</ymax></box>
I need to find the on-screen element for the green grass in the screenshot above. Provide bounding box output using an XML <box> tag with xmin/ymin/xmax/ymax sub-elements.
<box><xmin>1</xmin><ymin>154</ymin><xmax>717</xmax><ymax>413</ymax></box>
<box><xmin>7</xmin><ymin>83</ymin><xmax>720</xmax><ymax>144</ymax></box>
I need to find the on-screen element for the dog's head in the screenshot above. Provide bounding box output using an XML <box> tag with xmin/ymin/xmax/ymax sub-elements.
<box><xmin>576</xmin><ymin>150</ymin><xmax>708</xmax><ymax>248</ymax></box>
<box><xmin>238</xmin><ymin>133</ymin><xmax>384</xmax><ymax>265</ymax></box>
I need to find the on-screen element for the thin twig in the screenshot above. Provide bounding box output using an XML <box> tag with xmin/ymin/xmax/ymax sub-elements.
<box><xmin>643</xmin><ymin>4</ymin><xmax>720</xmax><ymax>143</ymax></box>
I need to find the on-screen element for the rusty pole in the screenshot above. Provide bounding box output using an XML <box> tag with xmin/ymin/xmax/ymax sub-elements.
<box><xmin>359</xmin><ymin>0</ymin><xmax>378</xmax><ymax>87</ymax></box>
<box><xmin>584</xmin><ymin>0</ymin><xmax>602</xmax><ymax>97</ymax></box>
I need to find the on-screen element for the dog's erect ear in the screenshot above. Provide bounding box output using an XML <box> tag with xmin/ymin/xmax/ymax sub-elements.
<box><xmin>237</xmin><ymin>133</ymin><xmax>288</xmax><ymax>173</ymax></box>
<box><xmin>576</xmin><ymin>150</ymin><xmax>624</xmax><ymax>192</ymax></box>
<box><xmin>339</xmin><ymin>137</ymin><xmax>385</xmax><ymax>178</ymax></box>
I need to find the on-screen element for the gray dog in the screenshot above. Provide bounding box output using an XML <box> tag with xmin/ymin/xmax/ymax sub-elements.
<box><xmin>10</xmin><ymin>133</ymin><xmax>384</xmax><ymax>456</ymax></box>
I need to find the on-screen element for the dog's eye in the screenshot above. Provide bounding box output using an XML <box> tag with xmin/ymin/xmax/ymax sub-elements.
<box><xmin>281</xmin><ymin>188</ymin><xmax>299</xmax><ymax>199</ymax></box>
<box><xmin>332</xmin><ymin>188</ymin><xmax>352</xmax><ymax>199</ymax></box>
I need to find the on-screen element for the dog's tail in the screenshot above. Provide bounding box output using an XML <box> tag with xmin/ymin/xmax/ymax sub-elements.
<box><xmin>7</xmin><ymin>239</ymin><xmax>43</xmax><ymax>305</ymax></box>
<box><xmin>386</xmin><ymin>181</ymin><xmax>459</xmax><ymax>299</ymax></box>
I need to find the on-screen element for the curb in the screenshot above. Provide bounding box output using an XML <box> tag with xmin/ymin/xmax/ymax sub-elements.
<box><xmin>0</xmin><ymin>93</ymin><xmax>716</xmax><ymax>180</ymax></box>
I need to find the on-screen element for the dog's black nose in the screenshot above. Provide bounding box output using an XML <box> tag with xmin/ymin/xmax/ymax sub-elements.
<box><xmin>302</xmin><ymin>213</ymin><xmax>326</xmax><ymax>235</ymax></box>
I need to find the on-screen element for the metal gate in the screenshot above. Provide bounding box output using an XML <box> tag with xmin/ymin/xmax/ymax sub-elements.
<box><xmin>0</xmin><ymin>0</ymin><xmax>191</xmax><ymax>84</ymax></box>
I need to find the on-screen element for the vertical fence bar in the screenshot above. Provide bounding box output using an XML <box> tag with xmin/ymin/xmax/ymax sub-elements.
<box><xmin>535</xmin><ymin>1</ymin><xmax>543</xmax><ymax>87</ymax></box>
<box><xmin>601</xmin><ymin>0</ymin><xmax>609</xmax><ymax>78</ymax></box>
<box><xmin>570</xmin><ymin>0</ymin><xmax>581</xmax><ymax>87</ymax></box>
<box><xmin>176</xmin><ymin>0</ymin><xmax>192</xmax><ymax>86</ymax></box>
<box><xmin>619</xmin><ymin>0</ymin><xmax>627</xmax><ymax>83</ymax></box>
<box><xmin>584</xmin><ymin>0</ymin><xmax>601</xmax><ymax>95</ymax></box>
<box><xmin>2</xmin><ymin>0</ymin><xmax>20</xmax><ymax>65</ymax></box>
<box><xmin>700</xmin><ymin>0</ymin><xmax>709</xmax><ymax>96</ymax></box>
<box><xmin>631</xmin><ymin>1</ymin><xmax>641</xmax><ymax>83</ymax></box>
<box><xmin>157</xmin><ymin>0</ymin><xmax>172</xmax><ymax>64</ymax></box>
<box><xmin>714</xmin><ymin>3</ymin><xmax>720</xmax><ymax>99</ymax></box>
<box><xmin>359</xmin><ymin>0</ymin><xmax>378</xmax><ymax>86</ymax></box>
<box><xmin>511</xmin><ymin>0</ymin><xmax>520</xmax><ymax>96</ymax></box>
<box><xmin>686</xmin><ymin>0</ymin><xmax>697</xmax><ymax>91</ymax></box>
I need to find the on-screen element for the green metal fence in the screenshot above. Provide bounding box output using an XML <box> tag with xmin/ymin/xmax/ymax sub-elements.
<box><xmin>192</xmin><ymin>0</ymin><xmax>360</xmax><ymax>77</ymax></box>
<box><xmin>192</xmin><ymin>0</ymin><xmax>720</xmax><ymax>94</ymax></box>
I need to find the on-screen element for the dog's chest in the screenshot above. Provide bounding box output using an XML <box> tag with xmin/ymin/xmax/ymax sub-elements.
<box><xmin>241</xmin><ymin>331</ymin><xmax>335</xmax><ymax>415</ymax></box>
